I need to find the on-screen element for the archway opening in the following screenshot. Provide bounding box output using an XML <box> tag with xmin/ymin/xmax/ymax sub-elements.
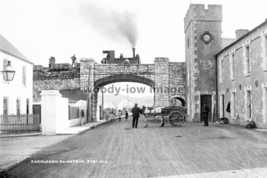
<box><xmin>170</xmin><ymin>96</ymin><xmax>186</xmax><ymax>107</ymax></box>
<box><xmin>94</xmin><ymin>80</ymin><xmax>155</xmax><ymax>121</ymax></box>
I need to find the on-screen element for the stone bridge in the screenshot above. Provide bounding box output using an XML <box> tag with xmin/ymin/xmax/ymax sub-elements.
<box><xmin>34</xmin><ymin>58</ymin><xmax>186</xmax><ymax>121</ymax></box>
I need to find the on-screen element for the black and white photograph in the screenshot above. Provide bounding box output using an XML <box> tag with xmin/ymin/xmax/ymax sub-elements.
<box><xmin>1</xmin><ymin>0</ymin><xmax>267</xmax><ymax>177</ymax></box>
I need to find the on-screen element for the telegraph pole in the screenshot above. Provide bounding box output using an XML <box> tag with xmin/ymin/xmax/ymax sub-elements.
<box><xmin>87</xmin><ymin>66</ymin><xmax>91</xmax><ymax>122</ymax></box>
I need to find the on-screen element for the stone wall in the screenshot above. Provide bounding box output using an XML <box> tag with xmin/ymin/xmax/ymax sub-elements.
<box><xmin>154</xmin><ymin>58</ymin><xmax>169</xmax><ymax>107</ymax></box>
<box><xmin>168</xmin><ymin>62</ymin><xmax>186</xmax><ymax>99</ymax></box>
<box><xmin>33</xmin><ymin>66</ymin><xmax>80</xmax><ymax>102</ymax></box>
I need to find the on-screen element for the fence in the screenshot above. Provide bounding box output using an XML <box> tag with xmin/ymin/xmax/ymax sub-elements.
<box><xmin>0</xmin><ymin>114</ymin><xmax>40</xmax><ymax>133</ymax></box>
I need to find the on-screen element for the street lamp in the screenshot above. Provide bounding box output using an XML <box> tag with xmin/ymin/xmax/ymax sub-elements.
<box><xmin>1</xmin><ymin>61</ymin><xmax>15</xmax><ymax>82</ymax></box>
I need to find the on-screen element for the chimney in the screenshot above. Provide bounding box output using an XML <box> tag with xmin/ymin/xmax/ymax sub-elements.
<box><xmin>132</xmin><ymin>48</ymin><xmax>136</xmax><ymax>58</ymax></box>
<box><xmin>235</xmin><ymin>29</ymin><xmax>249</xmax><ymax>40</ymax></box>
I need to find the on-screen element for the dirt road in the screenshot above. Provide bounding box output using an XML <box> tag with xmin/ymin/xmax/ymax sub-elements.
<box><xmin>6</xmin><ymin>118</ymin><xmax>267</xmax><ymax>178</ymax></box>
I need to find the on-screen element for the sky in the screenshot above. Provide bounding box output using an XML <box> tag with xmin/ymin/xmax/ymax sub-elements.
<box><xmin>1</xmin><ymin>0</ymin><xmax>267</xmax><ymax>66</ymax></box>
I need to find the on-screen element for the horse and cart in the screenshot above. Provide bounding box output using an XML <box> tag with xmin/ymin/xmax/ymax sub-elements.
<box><xmin>142</xmin><ymin>105</ymin><xmax>187</xmax><ymax>127</ymax></box>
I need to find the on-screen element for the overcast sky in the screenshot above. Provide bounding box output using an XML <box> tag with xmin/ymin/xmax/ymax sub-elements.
<box><xmin>1</xmin><ymin>0</ymin><xmax>267</xmax><ymax>66</ymax></box>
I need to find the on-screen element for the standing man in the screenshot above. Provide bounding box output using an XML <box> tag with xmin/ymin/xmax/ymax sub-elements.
<box><xmin>203</xmin><ymin>103</ymin><xmax>210</xmax><ymax>126</ymax></box>
<box><xmin>118</xmin><ymin>110</ymin><xmax>122</xmax><ymax>122</ymax></box>
<box><xmin>131</xmin><ymin>103</ymin><xmax>142</xmax><ymax>128</ymax></box>
<box><xmin>125</xmin><ymin>111</ymin><xmax>129</xmax><ymax>120</ymax></box>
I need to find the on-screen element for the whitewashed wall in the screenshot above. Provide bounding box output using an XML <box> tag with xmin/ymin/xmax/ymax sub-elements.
<box><xmin>68</xmin><ymin>100</ymin><xmax>87</xmax><ymax>127</ymax></box>
<box><xmin>41</xmin><ymin>90</ymin><xmax>69</xmax><ymax>135</ymax></box>
<box><xmin>0</xmin><ymin>52</ymin><xmax>33</xmax><ymax>115</ymax></box>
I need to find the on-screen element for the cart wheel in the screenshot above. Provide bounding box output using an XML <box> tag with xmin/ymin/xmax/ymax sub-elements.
<box><xmin>169</xmin><ymin>111</ymin><xmax>184</xmax><ymax>127</ymax></box>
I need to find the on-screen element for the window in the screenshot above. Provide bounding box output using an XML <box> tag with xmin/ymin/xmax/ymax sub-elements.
<box><xmin>263</xmin><ymin>87</ymin><xmax>267</xmax><ymax>124</ymax></box>
<box><xmin>187</xmin><ymin>37</ymin><xmax>190</xmax><ymax>48</ymax></box>
<box><xmin>187</xmin><ymin>64</ymin><xmax>190</xmax><ymax>86</ymax></box>
<box><xmin>244</xmin><ymin>45</ymin><xmax>251</xmax><ymax>75</ymax></box>
<box><xmin>230</xmin><ymin>52</ymin><xmax>236</xmax><ymax>79</ymax></box>
<box><xmin>16</xmin><ymin>98</ymin><xmax>21</xmax><ymax>115</ymax></box>
<box><xmin>22</xmin><ymin>66</ymin><xmax>26</xmax><ymax>86</ymax></box>
<box><xmin>3</xmin><ymin>97</ymin><xmax>8</xmax><ymax>115</ymax></box>
<box><xmin>219</xmin><ymin>58</ymin><xmax>224</xmax><ymax>83</ymax></box>
<box><xmin>26</xmin><ymin>99</ymin><xmax>30</xmax><ymax>115</ymax></box>
<box><xmin>265</xmin><ymin>36</ymin><xmax>267</xmax><ymax>66</ymax></box>
<box><xmin>246</xmin><ymin>90</ymin><xmax>252</xmax><ymax>119</ymax></box>
<box><xmin>262</xmin><ymin>34</ymin><xmax>267</xmax><ymax>70</ymax></box>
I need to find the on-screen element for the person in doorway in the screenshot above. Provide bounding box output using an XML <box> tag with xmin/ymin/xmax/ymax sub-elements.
<box><xmin>125</xmin><ymin>111</ymin><xmax>129</xmax><ymax>120</ymax></box>
<box><xmin>203</xmin><ymin>103</ymin><xmax>210</xmax><ymax>126</ymax></box>
<box><xmin>131</xmin><ymin>103</ymin><xmax>142</xmax><ymax>128</ymax></box>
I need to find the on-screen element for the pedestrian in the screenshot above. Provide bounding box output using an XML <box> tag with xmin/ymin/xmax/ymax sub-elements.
<box><xmin>118</xmin><ymin>110</ymin><xmax>122</xmax><ymax>122</ymax></box>
<box><xmin>131</xmin><ymin>103</ymin><xmax>142</xmax><ymax>128</ymax></box>
<box><xmin>203</xmin><ymin>103</ymin><xmax>210</xmax><ymax>126</ymax></box>
<box><xmin>125</xmin><ymin>111</ymin><xmax>128</xmax><ymax>120</ymax></box>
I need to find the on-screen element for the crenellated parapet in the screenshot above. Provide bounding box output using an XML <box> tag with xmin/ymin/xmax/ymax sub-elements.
<box><xmin>184</xmin><ymin>4</ymin><xmax>222</xmax><ymax>32</ymax></box>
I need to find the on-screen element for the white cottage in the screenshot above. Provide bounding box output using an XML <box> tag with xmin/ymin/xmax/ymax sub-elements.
<box><xmin>0</xmin><ymin>34</ymin><xmax>33</xmax><ymax>116</ymax></box>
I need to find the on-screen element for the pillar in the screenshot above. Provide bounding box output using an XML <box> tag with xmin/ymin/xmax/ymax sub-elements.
<box><xmin>154</xmin><ymin>57</ymin><xmax>169</xmax><ymax>107</ymax></box>
<box><xmin>41</xmin><ymin>90</ymin><xmax>69</xmax><ymax>135</ymax></box>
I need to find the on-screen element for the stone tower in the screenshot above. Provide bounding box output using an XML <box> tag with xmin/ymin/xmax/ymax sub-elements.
<box><xmin>184</xmin><ymin>4</ymin><xmax>222</xmax><ymax>122</ymax></box>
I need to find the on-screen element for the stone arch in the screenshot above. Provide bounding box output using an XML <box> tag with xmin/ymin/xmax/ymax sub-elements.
<box><xmin>170</xmin><ymin>95</ymin><xmax>186</xmax><ymax>107</ymax></box>
<box><xmin>91</xmin><ymin>74</ymin><xmax>155</xmax><ymax>121</ymax></box>
<box><xmin>94</xmin><ymin>74</ymin><xmax>155</xmax><ymax>88</ymax></box>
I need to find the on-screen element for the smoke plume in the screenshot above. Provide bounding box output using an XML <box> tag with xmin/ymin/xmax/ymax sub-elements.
<box><xmin>80</xmin><ymin>3</ymin><xmax>138</xmax><ymax>47</ymax></box>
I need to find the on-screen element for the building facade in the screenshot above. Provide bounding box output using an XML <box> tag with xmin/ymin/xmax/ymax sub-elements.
<box><xmin>0</xmin><ymin>34</ymin><xmax>33</xmax><ymax>116</ymax></box>
<box><xmin>216</xmin><ymin>21</ymin><xmax>267</xmax><ymax>128</ymax></box>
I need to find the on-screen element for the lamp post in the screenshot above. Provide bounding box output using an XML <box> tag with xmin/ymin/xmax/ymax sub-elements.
<box><xmin>1</xmin><ymin>61</ymin><xmax>15</xmax><ymax>82</ymax></box>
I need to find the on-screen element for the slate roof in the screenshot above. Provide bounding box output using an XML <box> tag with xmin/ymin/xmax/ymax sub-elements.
<box><xmin>0</xmin><ymin>34</ymin><xmax>33</xmax><ymax>64</ymax></box>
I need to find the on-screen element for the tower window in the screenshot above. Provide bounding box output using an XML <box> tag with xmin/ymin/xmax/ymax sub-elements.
<box><xmin>187</xmin><ymin>37</ymin><xmax>190</xmax><ymax>48</ymax></box>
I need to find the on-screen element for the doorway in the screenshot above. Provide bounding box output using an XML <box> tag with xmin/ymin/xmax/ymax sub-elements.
<box><xmin>200</xmin><ymin>95</ymin><xmax>212</xmax><ymax>122</ymax></box>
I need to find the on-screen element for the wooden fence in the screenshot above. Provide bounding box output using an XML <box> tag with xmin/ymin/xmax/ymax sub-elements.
<box><xmin>0</xmin><ymin>114</ymin><xmax>40</xmax><ymax>133</ymax></box>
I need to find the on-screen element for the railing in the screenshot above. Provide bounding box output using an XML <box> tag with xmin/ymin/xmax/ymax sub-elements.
<box><xmin>0</xmin><ymin>114</ymin><xmax>40</xmax><ymax>133</ymax></box>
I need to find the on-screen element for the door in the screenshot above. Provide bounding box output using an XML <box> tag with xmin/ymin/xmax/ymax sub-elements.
<box><xmin>221</xmin><ymin>94</ymin><xmax>225</xmax><ymax>118</ymax></box>
<box><xmin>200</xmin><ymin>95</ymin><xmax>212</xmax><ymax>122</ymax></box>
<box><xmin>33</xmin><ymin>104</ymin><xmax>41</xmax><ymax>124</ymax></box>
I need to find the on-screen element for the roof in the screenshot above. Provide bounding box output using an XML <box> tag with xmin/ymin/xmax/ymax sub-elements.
<box><xmin>216</xmin><ymin>20</ymin><xmax>267</xmax><ymax>57</ymax></box>
<box><xmin>0</xmin><ymin>34</ymin><xmax>33</xmax><ymax>64</ymax></box>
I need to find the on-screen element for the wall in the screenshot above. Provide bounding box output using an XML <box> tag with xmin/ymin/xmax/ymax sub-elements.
<box><xmin>154</xmin><ymin>58</ymin><xmax>170</xmax><ymax>107</ymax></box>
<box><xmin>0</xmin><ymin>52</ymin><xmax>33</xmax><ymax>115</ymax></box>
<box><xmin>169</xmin><ymin>62</ymin><xmax>187</xmax><ymax>103</ymax></box>
<box><xmin>33</xmin><ymin>67</ymin><xmax>80</xmax><ymax>102</ymax></box>
<box><xmin>41</xmin><ymin>90</ymin><xmax>69</xmax><ymax>135</ymax></box>
<box><xmin>68</xmin><ymin>100</ymin><xmax>87</xmax><ymax>126</ymax></box>
<box><xmin>217</xmin><ymin>22</ymin><xmax>267</xmax><ymax>128</ymax></box>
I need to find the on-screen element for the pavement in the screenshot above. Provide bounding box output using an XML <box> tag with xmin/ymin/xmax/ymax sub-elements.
<box><xmin>57</xmin><ymin>120</ymin><xmax>108</xmax><ymax>135</ymax></box>
<box><xmin>0</xmin><ymin>120</ymin><xmax>109</xmax><ymax>172</ymax></box>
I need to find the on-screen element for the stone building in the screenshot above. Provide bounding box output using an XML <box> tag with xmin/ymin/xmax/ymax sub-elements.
<box><xmin>216</xmin><ymin>20</ymin><xmax>267</xmax><ymax>128</ymax></box>
<box><xmin>184</xmin><ymin>4</ymin><xmax>222</xmax><ymax>122</ymax></box>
